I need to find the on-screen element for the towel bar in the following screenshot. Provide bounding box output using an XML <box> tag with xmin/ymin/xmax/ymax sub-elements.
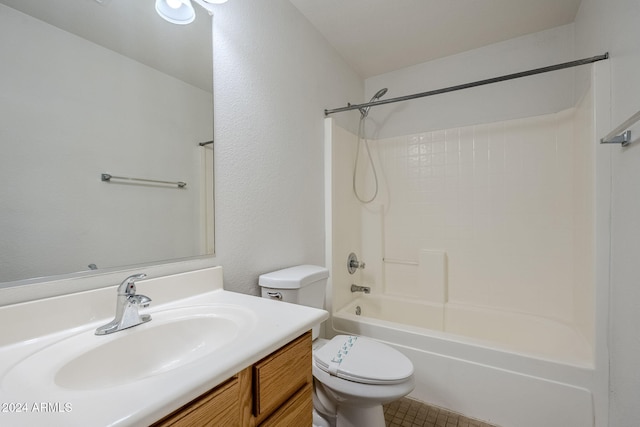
<box><xmin>101</xmin><ymin>173</ymin><xmax>187</xmax><ymax>188</ymax></box>
<box><xmin>601</xmin><ymin>110</ymin><xmax>640</xmax><ymax>146</ymax></box>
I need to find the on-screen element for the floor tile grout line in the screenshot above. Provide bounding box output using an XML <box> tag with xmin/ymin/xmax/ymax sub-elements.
<box><xmin>383</xmin><ymin>397</ymin><xmax>499</xmax><ymax>427</ymax></box>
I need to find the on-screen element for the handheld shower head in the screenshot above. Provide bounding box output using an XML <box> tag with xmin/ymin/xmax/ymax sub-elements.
<box><xmin>372</xmin><ymin>88</ymin><xmax>388</xmax><ymax>100</ymax></box>
<box><xmin>360</xmin><ymin>88</ymin><xmax>388</xmax><ymax>118</ymax></box>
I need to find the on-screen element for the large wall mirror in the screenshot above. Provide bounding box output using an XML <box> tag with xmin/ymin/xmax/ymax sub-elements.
<box><xmin>0</xmin><ymin>0</ymin><xmax>214</xmax><ymax>288</ymax></box>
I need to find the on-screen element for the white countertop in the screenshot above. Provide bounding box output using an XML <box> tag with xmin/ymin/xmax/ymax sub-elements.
<box><xmin>0</xmin><ymin>266</ymin><xmax>328</xmax><ymax>426</ymax></box>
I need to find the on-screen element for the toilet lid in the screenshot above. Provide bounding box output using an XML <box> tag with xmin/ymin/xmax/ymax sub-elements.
<box><xmin>313</xmin><ymin>335</ymin><xmax>413</xmax><ymax>385</ymax></box>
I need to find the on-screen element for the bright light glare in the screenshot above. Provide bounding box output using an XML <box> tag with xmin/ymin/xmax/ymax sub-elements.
<box><xmin>166</xmin><ymin>0</ymin><xmax>183</xmax><ymax>9</ymax></box>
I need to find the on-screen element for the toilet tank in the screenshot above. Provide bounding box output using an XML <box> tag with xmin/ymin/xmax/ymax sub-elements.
<box><xmin>258</xmin><ymin>265</ymin><xmax>329</xmax><ymax>339</ymax></box>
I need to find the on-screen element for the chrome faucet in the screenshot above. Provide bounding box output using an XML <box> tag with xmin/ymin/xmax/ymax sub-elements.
<box><xmin>350</xmin><ymin>284</ymin><xmax>371</xmax><ymax>294</ymax></box>
<box><xmin>95</xmin><ymin>273</ymin><xmax>152</xmax><ymax>335</ymax></box>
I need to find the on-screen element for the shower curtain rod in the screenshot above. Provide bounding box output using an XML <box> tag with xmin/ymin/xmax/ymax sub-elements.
<box><xmin>324</xmin><ymin>53</ymin><xmax>609</xmax><ymax>116</ymax></box>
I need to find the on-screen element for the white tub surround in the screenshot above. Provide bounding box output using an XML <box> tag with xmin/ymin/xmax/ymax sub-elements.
<box><xmin>0</xmin><ymin>267</ymin><xmax>328</xmax><ymax>427</ymax></box>
<box><xmin>337</xmin><ymin>295</ymin><xmax>591</xmax><ymax>367</ymax></box>
<box><xmin>326</xmin><ymin>43</ymin><xmax>603</xmax><ymax>423</ymax></box>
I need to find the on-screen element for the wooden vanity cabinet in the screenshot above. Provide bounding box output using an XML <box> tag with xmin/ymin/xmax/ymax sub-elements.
<box><xmin>253</xmin><ymin>331</ymin><xmax>312</xmax><ymax>426</ymax></box>
<box><xmin>151</xmin><ymin>372</ymin><xmax>247</xmax><ymax>427</ymax></box>
<box><xmin>153</xmin><ymin>331</ymin><xmax>313</xmax><ymax>427</ymax></box>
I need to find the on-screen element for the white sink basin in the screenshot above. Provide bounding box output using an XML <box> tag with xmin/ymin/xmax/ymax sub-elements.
<box><xmin>57</xmin><ymin>315</ymin><xmax>240</xmax><ymax>389</ymax></box>
<box><xmin>3</xmin><ymin>304</ymin><xmax>257</xmax><ymax>392</ymax></box>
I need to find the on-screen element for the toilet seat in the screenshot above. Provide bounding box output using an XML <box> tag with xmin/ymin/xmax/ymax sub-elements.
<box><xmin>313</xmin><ymin>335</ymin><xmax>413</xmax><ymax>385</ymax></box>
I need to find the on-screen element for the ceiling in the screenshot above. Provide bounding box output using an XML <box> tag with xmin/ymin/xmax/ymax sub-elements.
<box><xmin>289</xmin><ymin>0</ymin><xmax>583</xmax><ymax>78</ymax></box>
<box><xmin>2</xmin><ymin>0</ymin><xmax>583</xmax><ymax>87</ymax></box>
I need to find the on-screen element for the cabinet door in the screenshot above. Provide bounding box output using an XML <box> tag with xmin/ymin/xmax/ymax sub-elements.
<box><xmin>253</xmin><ymin>332</ymin><xmax>312</xmax><ymax>419</ymax></box>
<box><xmin>153</xmin><ymin>376</ymin><xmax>240</xmax><ymax>427</ymax></box>
<box><xmin>259</xmin><ymin>383</ymin><xmax>313</xmax><ymax>427</ymax></box>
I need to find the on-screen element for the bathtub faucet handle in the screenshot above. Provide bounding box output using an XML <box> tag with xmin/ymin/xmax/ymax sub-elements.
<box><xmin>351</xmin><ymin>260</ymin><xmax>366</xmax><ymax>269</ymax></box>
<box><xmin>347</xmin><ymin>252</ymin><xmax>366</xmax><ymax>274</ymax></box>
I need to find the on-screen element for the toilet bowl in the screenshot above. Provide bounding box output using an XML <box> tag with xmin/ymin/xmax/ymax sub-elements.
<box><xmin>259</xmin><ymin>265</ymin><xmax>415</xmax><ymax>427</ymax></box>
<box><xmin>312</xmin><ymin>335</ymin><xmax>414</xmax><ymax>427</ymax></box>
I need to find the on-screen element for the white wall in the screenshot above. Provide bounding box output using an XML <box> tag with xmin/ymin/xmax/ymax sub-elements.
<box><xmin>574</xmin><ymin>0</ymin><xmax>640</xmax><ymax>425</ymax></box>
<box><xmin>0</xmin><ymin>5</ymin><xmax>212</xmax><ymax>283</ymax></box>
<box><xmin>212</xmin><ymin>0</ymin><xmax>362</xmax><ymax>294</ymax></box>
<box><xmin>364</xmin><ymin>24</ymin><xmax>576</xmax><ymax>139</ymax></box>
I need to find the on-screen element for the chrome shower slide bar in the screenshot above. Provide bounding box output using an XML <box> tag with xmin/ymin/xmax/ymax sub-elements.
<box><xmin>101</xmin><ymin>173</ymin><xmax>187</xmax><ymax>188</ymax></box>
<box><xmin>600</xmin><ymin>110</ymin><xmax>640</xmax><ymax>147</ymax></box>
<box><xmin>324</xmin><ymin>53</ymin><xmax>609</xmax><ymax>116</ymax></box>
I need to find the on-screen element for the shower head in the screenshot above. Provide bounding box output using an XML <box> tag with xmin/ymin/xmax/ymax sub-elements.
<box><xmin>371</xmin><ymin>88</ymin><xmax>388</xmax><ymax>100</ymax></box>
<box><xmin>360</xmin><ymin>88</ymin><xmax>388</xmax><ymax>118</ymax></box>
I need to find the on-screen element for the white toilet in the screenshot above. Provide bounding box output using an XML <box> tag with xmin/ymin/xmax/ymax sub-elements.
<box><xmin>259</xmin><ymin>265</ymin><xmax>415</xmax><ymax>427</ymax></box>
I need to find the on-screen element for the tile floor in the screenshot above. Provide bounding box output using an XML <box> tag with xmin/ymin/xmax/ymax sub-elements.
<box><xmin>383</xmin><ymin>397</ymin><xmax>498</xmax><ymax>427</ymax></box>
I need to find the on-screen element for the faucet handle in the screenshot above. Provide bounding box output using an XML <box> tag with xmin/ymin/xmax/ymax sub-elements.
<box><xmin>347</xmin><ymin>253</ymin><xmax>365</xmax><ymax>274</ymax></box>
<box><xmin>129</xmin><ymin>294</ymin><xmax>152</xmax><ymax>308</ymax></box>
<box><xmin>117</xmin><ymin>273</ymin><xmax>147</xmax><ymax>296</ymax></box>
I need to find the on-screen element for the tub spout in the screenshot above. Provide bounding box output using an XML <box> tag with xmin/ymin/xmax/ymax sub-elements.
<box><xmin>351</xmin><ymin>284</ymin><xmax>370</xmax><ymax>294</ymax></box>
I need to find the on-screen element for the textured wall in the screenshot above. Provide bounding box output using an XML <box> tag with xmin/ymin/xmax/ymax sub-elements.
<box><xmin>212</xmin><ymin>0</ymin><xmax>362</xmax><ymax>294</ymax></box>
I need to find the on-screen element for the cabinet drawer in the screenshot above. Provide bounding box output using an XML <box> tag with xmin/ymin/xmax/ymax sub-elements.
<box><xmin>259</xmin><ymin>383</ymin><xmax>313</xmax><ymax>427</ymax></box>
<box><xmin>153</xmin><ymin>376</ymin><xmax>240</xmax><ymax>427</ymax></box>
<box><xmin>253</xmin><ymin>331</ymin><xmax>312</xmax><ymax>418</ymax></box>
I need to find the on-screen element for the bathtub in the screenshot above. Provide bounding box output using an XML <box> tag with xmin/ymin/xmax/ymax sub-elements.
<box><xmin>331</xmin><ymin>294</ymin><xmax>595</xmax><ymax>427</ymax></box>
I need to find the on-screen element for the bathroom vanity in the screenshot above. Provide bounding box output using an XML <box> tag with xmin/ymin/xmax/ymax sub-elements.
<box><xmin>0</xmin><ymin>267</ymin><xmax>327</xmax><ymax>426</ymax></box>
<box><xmin>153</xmin><ymin>331</ymin><xmax>312</xmax><ymax>426</ymax></box>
